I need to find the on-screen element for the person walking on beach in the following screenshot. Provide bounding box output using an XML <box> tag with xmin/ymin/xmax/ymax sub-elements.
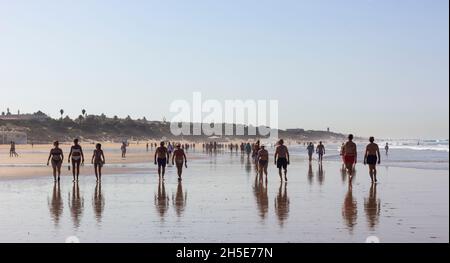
<box><xmin>146</xmin><ymin>143</ymin><xmax>149</xmax><ymax>152</ymax></box>
<box><xmin>167</xmin><ymin>142</ymin><xmax>174</xmax><ymax>158</ymax></box>
<box><xmin>384</xmin><ymin>143</ymin><xmax>389</xmax><ymax>156</ymax></box>
<box><xmin>9</xmin><ymin>141</ymin><xmax>18</xmax><ymax>157</ymax></box>
<box><xmin>307</xmin><ymin>142</ymin><xmax>314</xmax><ymax>162</ymax></box>
<box><xmin>92</xmin><ymin>143</ymin><xmax>105</xmax><ymax>182</ymax></box>
<box><xmin>274</xmin><ymin>139</ymin><xmax>290</xmax><ymax>181</ymax></box>
<box><xmin>316</xmin><ymin>141</ymin><xmax>325</xmax><ymax>163</ymax></box>
<box><xmin>47</xmin><ymin>141</ymin><xmax>64</xmax><ymax>182</ymax></box>
<box><xmin>154</xmin><ymin>141</ymin><xmax>170</xmax><ymax>179</ymax></box>
<box><xmin>121</xmin><ymin>142</ymin><xmax>127</xmax><ymax>158</ymax></box>
<box><xmin>68</xmin><ymin>139</ymin><xmax>84</xmax><ymax>182</ymax></box>
<box><xmin>252</xmin><ymin>140</ymin><xmax>261</xmax><ymax>172</ymax></box>
<box><xmin>172</xmin><ymin>143</ymin><xmax>187</xmax><ymax>181</ymax></box>
<box><xmin>343</xmin><ymin>134</ymin><xmax>357</xmax><ymax>176</ymax></box>
<box><xmin>257</xmin><ymin>144</ymin><xmax>269</xmax><ymax>177</ymax></box>
<box><xmin>364</xmin><ymin>137</ymin><xmax>381</xmax><ymax>183</ymax></box>
<box><xmin>245</xmin><ymin>143</ymin><xmax>252</xmax><ymax>158</ymax></box>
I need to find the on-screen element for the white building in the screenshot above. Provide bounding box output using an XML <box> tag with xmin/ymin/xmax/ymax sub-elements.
<box><xmin>0</xmin><ymin>131</ymin><xmax>28</xmax><ymax>144</ymax></box>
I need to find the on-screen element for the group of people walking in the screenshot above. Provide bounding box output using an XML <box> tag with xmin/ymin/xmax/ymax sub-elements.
<box><xmin>47</xmin><ymin>139</ymin><xmax>105</xmax><ymax>182</ymax></box>
<box><xmin>43</xmin><ymin>134</ymin><xmax>384</xmax><ymax>184</ymax></box>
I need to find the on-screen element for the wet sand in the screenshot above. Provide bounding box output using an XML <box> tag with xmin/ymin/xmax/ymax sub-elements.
<box><xmin>0</xmin><ymin>146</ymin><xmax>448</xmax><ymax>243</ymax></box>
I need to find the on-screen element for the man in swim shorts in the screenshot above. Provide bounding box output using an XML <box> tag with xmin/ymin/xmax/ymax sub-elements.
<box><xmin>307</xmin><ymin>142</ymin><xmax>314</xmax><ymax>162</ymax></box>
<box><xmin>364</xmin><ymin>137</ymin><xmax>381</xmax><ymax>183</ymax></box>
<box><xmin>343</xmin><ymin>134</ymin><xmax>357</xmax><ymax>176</ymax></box>
<box><xmin>172</xmin><ymin>143</ymin><xmax>187</xmax><ymax>181</ymax></box>
<box><xmin>274</xmin><ymin>139</ymin><xmax>290</xmax><ymax>181</ymax></box>
<box><xmin>316</xmin><ymin>141</ymin><xmax>325</xmax><ymax>163</ymax></box>
<box><xmin>154</xmin><ymin>141</ymin><xmax>170</xmax><ymax>179</ymax></box>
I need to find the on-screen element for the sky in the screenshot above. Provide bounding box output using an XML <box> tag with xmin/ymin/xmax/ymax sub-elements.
<box><xmin>0</xmin><ymin>0</ymin><xmax>448</xmax><ymax>139</ymax></box>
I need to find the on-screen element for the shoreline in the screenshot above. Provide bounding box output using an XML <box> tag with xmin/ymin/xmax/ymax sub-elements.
<box><xmin>1</xmin><ymin>143</ymin><xmax>448</xmax><ymax>179</ymax></box>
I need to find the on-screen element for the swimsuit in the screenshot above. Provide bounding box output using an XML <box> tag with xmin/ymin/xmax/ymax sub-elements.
<box><xmin>50</xmin><ymin>149</ymin><xmax>63</xmax><ymax>168</ymax></box>
<box><xmin>344</xmin><ymin>155</ymin><xmax>356</xmax><ymax>165</ymax></box>
<box><xmin>259</xmin><ymin>159</ymin><xmax>268</xmax><ymax>167</ymax></box>
<box><xmin>366</xmin><ymin>155</ymin><xmax>377</xmax><ymax>165</ymax></box>
<box><xmin>93</xmin><ymin>150</ymin><xmax>104</xmax><ymax>166</ymax></box>
<box><xmin>157</xmin><ymin>158</ymin><xmax>167</xmax><ymax>168</ymax></box>
<box><xmin>277</xmin><ymin>158</ymin><xmax>288</xmax><ymax>169</ymax></box>
<box><xmin>71</xmin><ymin>147</ymin><xmax>82</xmax><ymax>162</ymax></box>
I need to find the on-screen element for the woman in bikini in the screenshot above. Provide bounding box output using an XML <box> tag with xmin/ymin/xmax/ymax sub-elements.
<box><xmin>68</xmin><ymin>139</ymin><xmax>84</xmax><ymax>182</ymax></box>
<box><xmin>47</xmin><ymin>141</ymin><xmax>64</xmax><ymax>181</ymax></box>
<box><xmin>92</xmin><ymin>143</ymin><xmax>106</xmax><ymax>182</ymax></box>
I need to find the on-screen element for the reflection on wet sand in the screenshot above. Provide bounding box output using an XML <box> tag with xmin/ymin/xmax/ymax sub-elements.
<box><xmin>340</xmin><ymin>167</ymin><xmax>347</xmax><ymax>184</ymax></box>
<box><xmin>48</xmin><ymin>182</ymin><xmax>63</xmax><ymax>226</ymax></box>
<box><xmin>173</xmin><ymin>181</ymin><xmax>187</xmax><ymax>217</ymax></box>
<box><xmin>342</xmin><ymin>182</ymin><xmax>357</xmax><ymax>232</ymax></box>
<box><xmin>274</xmin><ymin>182</ymin><xmax>290</xmax><ymax>226</ymax></box>
<box><xmin>154</xmin><ymin>179</ymin><xmax>169</xmax><ymax>220</ymax></box>
<box><xmin>68</xmin><ymin>182</ymin><xmax>84</xmax><ymax>229</ymax></box>
<box><xmin>245</xmin><ymin>158</ymin><xmax>252</xmax><ymax>175</ymax></box>
<box><xmin>93</xmin><ymin>182</ymin><xmax>105</xmax><ymax>223</ymax></box>
<box><xmin>253</xmin><ymin>174</ymin><xmax>268</xmax><ymax>220</ymax></box>
<box><xmin>364</xmin><ymin>183</ymin><xmax>381</xmax><ymax>230</ymax></box>
<box><xmin>317</xmin><ymin>164</ymin><xmax>324</xmax><ymax>185</ymax></box>
<box><xmin>307</xmin><ymin>164</ymin><xmax>314</xmax><ymax>185</ymax></box>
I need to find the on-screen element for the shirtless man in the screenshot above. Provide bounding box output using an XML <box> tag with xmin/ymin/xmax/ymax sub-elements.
<box><xmin>343</xmin><ymin>134</ymin><xmax>357</xmax><ymax>176</ymax></box>
<box><xmin>274</xmin><ymin>139</ymin><xmax>290</xmax><ymax>181</ymax></box>
<box><xmin>307</xmin><ymin>142</ymin><xmax>314</xmax><ymax>162</ymax></box>
<box><xmin>172</xmin><ymin>144</ymin><xmax>187</xmax><ymax>181</ymax></box>
<box><xmin>257</xmin><ymin>144</ymin><xmax>269</xmax><ymax>177</ymax></box>
<box><xmin>316</xmin><ymin>141</ymin><xmax>325</xmax><ymax>163</ymax></box>
<box><xmin>364</xmin><ymin>137</ymin><xmax>381</xmax><ymax>183</ymax></box>
<box><xmin>154</xmin><ymin>141</ymin><xmax>170</xmax><ymax>178</ymax></box>
<box><xmin>68</xmin><ymin>139</ymin><xmax>84</xmax><ymax>182</ymax></box>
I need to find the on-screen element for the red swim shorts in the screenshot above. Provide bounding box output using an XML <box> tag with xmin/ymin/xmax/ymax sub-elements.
<box><xmin>344</xmin><ymin>155</ymin><xmax>356</xmax><ymax>164</ymax></box>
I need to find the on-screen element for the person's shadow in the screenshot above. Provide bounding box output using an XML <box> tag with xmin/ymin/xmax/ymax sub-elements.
<box><xmin>364</xmin><ymin>183</ymin><xmax>381</xmax><ymax>230</ymax></box>
<box><xmin>68</xmin><ymin>182</ymin><xmax>84</xmax><ymax>229</ymax></box>
<box><xmin>48</xmin><ymin>181</ymin><xmax>63</xmax><ymax>227</ymax></box>
<box><xmin>342</xmin><ymin>181</ymin><xmax>357</xmax><ymax>232</ymax></box>
<box><xmin>274</xmin><ymin>182</ymin><xmax>290</xmax><ymax>227</ymax></box>
<box><xmin>154</xmin><ymin>179</ymin><xmax>170</xmax><ymax>221</ymax></box>
<box><xmin>173</xmin><ymin>181</ymin><xmax>187</xmax><ymax>218</ymax></box>
<box><xmin>253</xmin><ymin>174</ymin><xmax>269</xmax><ymax>220</ymax></box>
<box><xmin>92</xmin><ymin>182</ymin><xmax>105</xmax><ymax>224</ymax></box>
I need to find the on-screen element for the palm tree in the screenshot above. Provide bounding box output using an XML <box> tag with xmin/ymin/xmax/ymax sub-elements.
<box><xmin>60</xmin><ymin>109</ymin><xmax>64</xmax><ymax>119</ymax></box>
<box><xmin>82</xmin><ymin>109</ymin><xmax>86</xmax><ymax>117</ymax></box>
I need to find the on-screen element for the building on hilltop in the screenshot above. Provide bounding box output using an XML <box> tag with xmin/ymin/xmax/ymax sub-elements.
<box><xmin>0</xmin><ymin>110</ymin><xmax>49</xmax><ymax>121</ymax></box>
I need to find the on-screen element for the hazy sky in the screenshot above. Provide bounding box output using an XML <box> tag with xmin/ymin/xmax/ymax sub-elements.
<box><xmin>0</xmin><ymin>0</ymin><xmax>448</xmax><ymax>139</ymax></box>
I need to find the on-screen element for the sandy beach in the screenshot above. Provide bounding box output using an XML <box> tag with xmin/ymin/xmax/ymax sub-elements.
<box><xmin>0</xmin><ymin>144</ymin><xmax>448</xmax><ymax>243</ymax></box>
